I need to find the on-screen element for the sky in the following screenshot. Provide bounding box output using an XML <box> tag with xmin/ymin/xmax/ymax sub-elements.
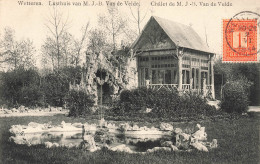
<box><xmin>0</xmin><ymin>0</ymin><xmax>260</xmax><ymax>68</ymax></box>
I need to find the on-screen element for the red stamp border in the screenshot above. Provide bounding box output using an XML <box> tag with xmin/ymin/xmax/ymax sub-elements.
<box><xmin>223</xmin><ymin>19</ymin><xmax>258</xmax><ymax>62</ymax></box>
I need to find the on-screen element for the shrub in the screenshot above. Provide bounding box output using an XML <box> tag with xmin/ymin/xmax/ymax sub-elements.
<box><xmin>19</xmin><ymin>85</ymin><xmax>44</xmax><ymax>107</ymax></box>
<box><xmin>0</xmin><ymin>68</ymin><xmax>43</xmax><ymax>107</ymax></box>
<box><xmin>221</xmin><ymin>80</ymin><xmax>249</xmax><ymax>113</ymax></box>
<box><xmin>41</xmin><ymin>66</ymin><xmax>82</xmax><ymax>107</ymax></box>
<box><xmin>0</xmin><ymin>66</ymin><xmax>83</xmax><ymax>108</ymax></box>
<box><xmin>42</xmin><ymin>73</ymin><xmax>69</xmax><ymax>107</ymax></box>
<box><xmin>113</xmin><ymin>87</ymin><xmax>217</xmax><ymax>118</ymax></box>
<box><xmin>66</xmin><ymin>90</ymin><xmax>95</xmax><ymax>117</ymax></box>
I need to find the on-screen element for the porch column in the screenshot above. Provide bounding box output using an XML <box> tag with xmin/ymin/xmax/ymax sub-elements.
<box><xmin>203</xmin><ymin>78</ymin><xmax>207</xmax><ymax>97</ymax></box>
<box><xmin>189</xmin><ymin>58</ymin><xmax>192</xmax><ymax>89</ymax></box>
<box><xmin>178</xmin><ymin>52</ymin><xmax>183</xmax><ymax>91</ymax></box>
<box><xmin>198</xmin><ymin>58</ymin><xmax>201</xmax><ymax>90</ymax></box>
<box><xmin>194</xmin><ymin>69</ymin><xmax>197</xmax><ymax>89</ymax></box>
<box><xmin>210</xmin><ymin>55</ymin><xmax>215</xmax><ymax>99</ymax></box>
<box><xmin>207</xmin><ymin>59</ymin><xmax>210</xmax><ymax>85</ymax></box>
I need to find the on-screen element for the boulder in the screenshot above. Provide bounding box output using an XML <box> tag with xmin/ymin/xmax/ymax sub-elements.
<box><xmin>28</xmin><ymin>122</ymin><xmax>40</xmax><ymax>128</ymax></box>
<box><xmin>139</xmin><ymin>126</ymin><xmax>148</xmax><ymax>131</ymax></box>
<box><xmin>180</xmin><ymin>133</ymin><xmax>190</xmax><ymax>141</ymax></box>
<box><xmin>82</xmin><ymin>135</ymin><xmax>97</xmax><ymax>152</ymax></box>
<box><xmin>190</xmin><ymin>142</ymin><xmax>208</xmax><ymax>152</ymax></box>
<box><xmin>132</xmin><ymin>125</ymin><xmax>139</xmax><ymax>131</ymax></box>
<box><xmin>161</xmin><ymin>141</ymin><xmax>173</xmax><ymax>147</ymax></box>
<box><xmin>110</xmin><ymin>144</ymin><xmax>133</xmax><ymax>153</ymax></box>
<box><xmin>57</xmin><ymin>107</ymin><xmax>62</xmax><ymax>111</ymax></box>
<box><xmin>52</xmin><ymin>143</ymin><xmax>59</xmax><ymax>147</ymax></box>
<box><xmin>174</xmin><ymin>128</ymin><xmax>182</xmax><ymax>134</ymax></box>
<box><xmin>192</xmin><ymin>127</ymin><xmax>207</xmax><ymax>141</ymax></box>
<box><xmin>150</xmin><ymin>126</ymin><xmax>158</xmax><ymax>131</ymax></box>
<box><xmin>61</xmin><ymin>121</ymin><xmax>72</xmax><ymax>128</ymax></box>
<box><xmin>45</xmin><ymin>142</ymin><xmax>53</xmax><ymax>148</ymax></box>
<box><xmin>209</xmin><ymin>139</ymin><xmax>218</xmax><ymax>149</ymax></box>
<box><xmin>145</xmin><ymin>108</ymin><xmax>152</xmax><ymax>113</ymax></box>
<box><xmin>9</xmin><ymin>125</ymin><xmax>23</xmax><ymax>135</ymax></box>
<box><xmin>175</xmin><ymin>133</ymin><xmax>191</xmax><ymax>150</ymax></box>
<box><xmin>67</xmin><ymin>143</ymin><xmax>74</xmax><ymax>148</ymax></box>
<box><xmin>195</xmin><ymin>124</ymin><xmax>201</xmax><ymax>131</ymax></box>
<box><xmin>170</xmin><ymin>145</ymin><xmax>179</xmax><ymax>151</ymax></box>
<box><xmin>160</xmin><ymin>123</ymin><xmax>173</xmax><ymax>131</ymax></box>
<box><xmin>11</xmin><ymin>108</ymin><xmax>18</xmax><ymax>113</ymax></box>
<box><xmin>107</xmin><ymin>123</ymin><xmax>117</xmax><ymax>129</ymax></box>
<box><xmin>72</xmin><ymin>122</ymin><xmax>83</xmax><ymax>128</ymax></box>
<box><xmin>147</xmin><ymin>147</ymin><xmax>172</xmax><ymax>153</ymax></box>
<box><xmin>18</xmin><ymin>106</ymin><xmax>25</xmax><ymax>112</ymax></box>
<box><xmin>5</xmin><ymin>109</ymin><xmax>12</xmax><ymax>114</ymax></box>
<box><xmin>83</xmin><ymin>123</ymin><xmax>97</xmax><ymax>131</ymax></box>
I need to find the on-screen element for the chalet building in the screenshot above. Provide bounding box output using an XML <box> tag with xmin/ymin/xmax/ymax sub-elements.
<box><xmin>131</xmin><ymin>16</ymin><xmax>215</xmax><ymax>98</ymax></box>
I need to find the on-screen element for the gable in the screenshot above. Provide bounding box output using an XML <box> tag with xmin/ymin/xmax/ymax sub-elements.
<box><xmin>133</xmin><ymin>18</ymin><xmax>176</xmax><ymax>50</ymax></box>
<box><xmin>132</xmin><ymin>16</ymin><xmax>213</xmax><ymax>54</ymax></box>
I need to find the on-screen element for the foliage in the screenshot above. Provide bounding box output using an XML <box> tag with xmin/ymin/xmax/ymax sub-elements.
<box><xmin>221</xmin><ymin>78</ymin><xmax>251</xmax><ymax>113</ymax></box>
<box><xmin>88</xmin><ymin>29</ymin><xmax>109</xmax><ymax>54</ymax></box>
<box><xmin>113</xmin><ymin>87</ymin><xmax>217</xmax><ymax>118</ymax></box>
<box><xmin>0</xmin><ymin>27</ymin><xmax>36</xmax><ymax>70</ymax></box>
<box><xmin>41</xmin><ymin>72</ymin><xmax>69</xmax><ymax>107</ymax></box>
<box><xmin>66</xmin><ymin>90</ymin><xmax>95</xmax><ymax>117</ymax></box>
<box><xmin>214</xmin><ymin>59</ymin><xmax>259</xmax><ymax>105</ymax></box>
<box><xmin>41</xmin><ymin>66</ymin><xmax>83</xmax><ymax>107</ymax></box>
<box><xmin>0</xmin><ymin>68</ymin><xmax>43</xmax><ymax>107</ymax></box>
<box><xmin>0</xmin><ymin>66</ymin><xmax>83</xmax><ymax>108</ymax></box>
<box><xmin>98</xmin><ymin>6</ymin><xmax>132</xmax><ymax>50</ymax></box>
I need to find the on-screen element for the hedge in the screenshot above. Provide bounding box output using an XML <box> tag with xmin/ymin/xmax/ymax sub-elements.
<box><xmin>112</xmin><ymin>87</ymin><xmax>217</xmax><ymax>118</ymax></box>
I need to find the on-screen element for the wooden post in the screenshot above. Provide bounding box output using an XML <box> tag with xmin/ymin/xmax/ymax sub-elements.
<box><xmin>178</xmin><ymin>49</ymin><xmax>183</xmax><ymax>91</ymax></box>
<box><xmin>194</xmin><ymin>69</ymin><xmax>197</xmax><ymax>89</ymax></box>
<box><xmin>203</xmin><ymin>78</ymin><xmax>206</xmax><ymax>97</ymax></box>
<box><xmin>184</xmin><ymin>70</ymin><xmax>187</xmax><ymax>84</ymax></box>
<box><xmin>207</xmin><ymin>57</ymin><xmax>210</xmax><ymax>85</ymax></box>
<box><xmin>189</xmin><ymin>55</ymin><xmax>192</xmax><ymax>89</ymax></box>
<box><xmin>211</xmin><ymin>55</ymin><xmax>215</xmax><ymax>99</ymax></box>
<box><xmin>190</xmin><ymin>78</ymin><xmax>193</xmax><ymax>90</ymax></box>
<box><xmin>198</xmin><ymin>58</ymin><xmax>201</xmax><ymax>91</ymax></box>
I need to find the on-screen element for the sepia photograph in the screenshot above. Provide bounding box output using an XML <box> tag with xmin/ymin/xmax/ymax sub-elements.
<box><xmin>0</xmin><ymin>0</ymin><xmax>259</xmax><ymax>163</ymax></box>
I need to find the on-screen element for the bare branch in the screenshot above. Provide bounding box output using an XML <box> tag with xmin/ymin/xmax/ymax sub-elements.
<box><xmin>129</xmin><ymin>6</ymin><xmax>138</xmax><ymax>22</ymax></box>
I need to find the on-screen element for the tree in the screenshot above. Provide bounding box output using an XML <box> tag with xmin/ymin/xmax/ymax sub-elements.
<box><xmin>42</xmin><ymin>8</ymin><xmax>90</xmax><ymax>69</ymax></box>
<box><xmin>41</xmin><ymin>37</ymin><xmax>57</xmax><ymax>70</ymax></box>
<box><xmin>129</xmin><ymin>0</ymin><xmax>149</xmax><ymax>35</ymax></box>
<box><xmin>0</xmin><ymin>27</ymin><xmax>36</xmax><ymax>70</ymax></box>
<box><xmin>88</xmin><ymin>28</ymin><xmax>108</xmax><ymax>54</ymax></box>
<box><xmin>72</xmin><ymin>22</ymin><xmax>89</xmax><ymax>66</ymax></box>
<box><xmin>98</xmin><ymin>6</ymin><xmax>127</xmax><ymax>50</ymax></box>
<box><xmin>0</xmin><ymin>68</ymin><xmax>43</xmax><ymax>107</ymax></box>
<box><xmin>60</xmin><ymin>32</ymin><xmax>74</xmax><ymax>67</ymax></box>
<box><xmin>43</xmin><ymin>7</ymin><xmax>69</xmax><ymax>69</ymax></box>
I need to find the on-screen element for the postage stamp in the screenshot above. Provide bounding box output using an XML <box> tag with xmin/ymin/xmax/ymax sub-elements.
<box><xmin>223</xmin><ymin>12</ymin><xmax>259</xmax><ymax>62</ymax></box>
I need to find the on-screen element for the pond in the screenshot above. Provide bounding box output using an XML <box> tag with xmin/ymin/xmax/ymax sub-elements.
<box><xmin>9</xmin><ymin>121</ymin><xmax>217</xmax><ymax>153</ymax></box>
<box><xmin>10</xmin><ymin>130</ymin><xmax>172</xmax><ymax>152</ymax></box>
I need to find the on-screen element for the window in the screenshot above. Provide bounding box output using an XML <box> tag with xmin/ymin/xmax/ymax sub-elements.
<box><xmin>152</xmin><ymin>70</ymin><xmax>157</xmax><ymax>84</ymax></box>
<box><xmin>140</xmin><ymin>67</ymin><xmax>149</xmax><ymax>86</ymax></box>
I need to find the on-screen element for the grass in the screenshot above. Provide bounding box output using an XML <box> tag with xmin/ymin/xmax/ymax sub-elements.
<box><xmin>0</xmin><ymin>113</ymin><xmax>259</xmax><ymax>164</ymax></box>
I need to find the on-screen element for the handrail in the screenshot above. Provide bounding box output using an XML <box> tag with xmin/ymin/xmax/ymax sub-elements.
<box><xmin>147</xmin><ymin>84</ymin><xmax>178</xmax><ymax>91</ymax></box>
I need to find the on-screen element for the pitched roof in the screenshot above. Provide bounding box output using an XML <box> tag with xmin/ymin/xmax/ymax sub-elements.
<box><xmin>133</xmin><ymin>16</ymin><xmax>212</xmax><ymax>53</ymax></box>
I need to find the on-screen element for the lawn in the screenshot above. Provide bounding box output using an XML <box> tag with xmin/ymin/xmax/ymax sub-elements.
<box><xmin>0</xmin><ymin>113</ymin><xmax>259</xmax><ymax>164</ymax></box>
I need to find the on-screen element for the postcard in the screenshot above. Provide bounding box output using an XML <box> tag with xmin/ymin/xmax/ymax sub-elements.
<box><xmin>0</xmin><ymin>0</ymin><xmax>259</xmax><ymax>163</ymax></box>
